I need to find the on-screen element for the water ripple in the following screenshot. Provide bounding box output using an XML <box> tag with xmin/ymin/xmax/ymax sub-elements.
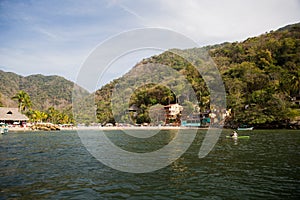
<box><xmin>0</xmin><ymin>130</ymin><xmax>299</xmax><ymax>199</ymax></box>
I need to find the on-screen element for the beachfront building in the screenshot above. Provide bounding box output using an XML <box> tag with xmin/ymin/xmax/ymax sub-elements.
<box><xmin>164</xmin><ymin>104</ymin><xmax>183</xmax><ymax>126</ymax></box>
<box><xmin>0</xmin><ymin>107</ymin><xmax>29</xmax><ymax>126</ymax></box>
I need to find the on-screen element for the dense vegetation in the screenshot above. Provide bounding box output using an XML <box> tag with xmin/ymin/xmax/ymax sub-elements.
<box><xmin>0</xmin><ymin>72</ymin><xmax>88</xmax><ymax>125</ymax></box>
<box><xmin>211</xmin><ymin>23</ymin><xmax>300</xmax><ymax>127</ymax></box>
<box><xmin>1</xmin><ymin>23</ymin><xmax>299</xmax><ymax>128</ymax></box>
<box><xmin>9</xmin><ymin>90</ymin><xmax>75</xmax><ymax>124</ymax></box>
<box><xmin>0</xmin><ymin>71</ymin><xmax>88</xmax><ymax>110</ymax></box>
<box><xmin>94</xmin><ymin>23</ymin><xmax>300</xmax><ymax>128</ymax></box>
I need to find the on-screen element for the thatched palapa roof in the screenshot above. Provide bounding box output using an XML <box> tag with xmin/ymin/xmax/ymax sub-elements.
<box><xmin>0</xmin><ymin>107</ymin><xmax>29</xmax><ymax>121</ymax></box>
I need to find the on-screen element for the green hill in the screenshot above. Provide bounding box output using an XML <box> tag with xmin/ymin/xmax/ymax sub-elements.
<box><xmin>94</xmin><ymin>22</ymin><xmax>300</xmax><ymax>128</ymax></box>
<box><xmin>0</xmin><ymin>70</ymin><xmax>89</xmax><ymax>111</ymax></box>
<box><xmin>1</xmin><ymin>23</ymin><xmax>299</xmax><ymax>128</ymax></box>
<box><xmin>210</xmin><ymin>23</ymin><xmax>300</xmax><ymax>127</ymax></box>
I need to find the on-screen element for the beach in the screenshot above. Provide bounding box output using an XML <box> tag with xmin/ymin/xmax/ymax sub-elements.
<box><xmin>7</xmin><ymin>125</ymin><xmax>205</xmax><ymax>132</ymax></box>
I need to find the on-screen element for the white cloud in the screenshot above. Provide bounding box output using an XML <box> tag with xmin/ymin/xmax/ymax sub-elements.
<box><xmin>118</xmin><ymin>0</ymin><xmax>300</xmax><ymax>45</ymax></box>
<box><xmin>0</xmin><ymin>0</ymin><xmax>299</xmax><ymax>89</ymax></box>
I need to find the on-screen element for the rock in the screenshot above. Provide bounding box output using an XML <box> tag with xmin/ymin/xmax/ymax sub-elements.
<box><xmin>30</xmin><ymin>123</ymin><xmax>60</xmax><ymax>131</ymax></box>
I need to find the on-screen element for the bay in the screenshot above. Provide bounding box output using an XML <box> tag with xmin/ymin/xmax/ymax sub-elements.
<box><xmin>0</xmin><ymin>129</ymin><xmax>299</xmax><ymax>199</ymax></box>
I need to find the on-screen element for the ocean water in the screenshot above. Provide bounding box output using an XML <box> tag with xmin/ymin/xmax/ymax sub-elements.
<box><xmin>0</xmin><ymin>129</ymin><xmax>299</xmax><ymax>199</ymax></box>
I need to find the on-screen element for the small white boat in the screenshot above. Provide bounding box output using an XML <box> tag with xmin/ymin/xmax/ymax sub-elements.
<box><xmin>0</xmin><ymin>127</ymin><xmax>9</xmax><ymax>134</ymax></box>
<box><xmin>0</xmin><ymin>123</ymin><xmax>9</xmax><ymax>134</ymax></box>
<box><xmin>237</xmin><ymin>127</ymin><xmax>254</xmax><ymax>131</ymax></box>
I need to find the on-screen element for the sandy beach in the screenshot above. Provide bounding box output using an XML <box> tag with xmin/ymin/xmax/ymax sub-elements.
<box><xmin>7</xmin><ymin>125</ymin><xmax>205</xmax><ymax>132</ymax></box>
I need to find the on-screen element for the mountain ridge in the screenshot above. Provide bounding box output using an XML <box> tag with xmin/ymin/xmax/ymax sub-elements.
<box><xmin>0</xmin><ymin>69</ymin><xmax>89</xmax><ymax>111</ymax></box>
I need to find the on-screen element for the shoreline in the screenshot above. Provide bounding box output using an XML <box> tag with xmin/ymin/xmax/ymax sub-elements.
<box><xmin>6</xmin><ymin>126</ymin><xmax>300</xmax><ymax>132</ymax></box>
<box><xmin>7</xmin><ymin>126</ymin><xmax>210</xmax><ymax>132</ymax></box>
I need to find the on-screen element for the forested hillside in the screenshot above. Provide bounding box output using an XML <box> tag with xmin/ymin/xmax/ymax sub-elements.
<box><xmin>211</xmin><ymin>23</ymin><xmax>300</xmax><ymax>127</ymax></box>
<box><xmin>1</xmin><ymin>23</ymin><xmax>299</xmax><ymax>128</ymax></box>
<box><xmin>0</xmin><ymin>70</ymin><xmax>89</xmax><ymax>110</ymax></box>
<box><xmin>95</xmin><ymin>23</ymin><xmax>300</xmax><ymax>128</ymax></box>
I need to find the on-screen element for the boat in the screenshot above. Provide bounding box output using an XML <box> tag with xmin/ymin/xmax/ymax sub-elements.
<box><xmin>0</xmin><ymin>123</ymin><xmax>9</xmax><ymax>134</ymax></box>
<box><xmin>226</xmin><ymin>135</ymin><xmax>250</xmax><ymax>139</ymax></box>
<box><xmin>237</xmin><ymin>127</ymin><xmax>254</xmax><ymax>131</ymax></box>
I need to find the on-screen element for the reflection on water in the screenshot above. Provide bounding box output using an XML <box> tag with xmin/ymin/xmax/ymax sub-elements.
<box><xmin>0</xmin><ymin>130</ymin><xmax>299</xmax><ymax>199</ymax></box>
<box><xmin>77</xmin><ymin>129</ymin><xmax>197</xmax><ymax>173</ymax></box>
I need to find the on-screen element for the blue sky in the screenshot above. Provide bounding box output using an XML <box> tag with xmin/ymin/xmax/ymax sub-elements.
<box><xmin>1</xmin><ymin>0</ymin><xmax>300</xmax><ymax>90</ymax></box>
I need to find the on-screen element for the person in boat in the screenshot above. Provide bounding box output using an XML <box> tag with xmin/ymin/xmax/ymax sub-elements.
<box><xmin>230</xmin><ymin>130</ymin><xmax>238</xmax><ymax>137</ymax></box>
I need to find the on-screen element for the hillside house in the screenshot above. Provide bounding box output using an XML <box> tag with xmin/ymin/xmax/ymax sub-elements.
<box><xmin>164</xmin><ymin>104</ymin><xmax>183</xmax><ymax>126</ymax></box>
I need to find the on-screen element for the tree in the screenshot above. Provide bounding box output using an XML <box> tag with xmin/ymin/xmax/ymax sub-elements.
<box><xmin>0</xmin><ymin>93</ymin><xmax>3</xmax><ymax>107</ymax></box>
<box><xmin>162</xmin><ymin>90</ymin><xmax>175</xmax><ymax>105</ymax></box>
<box><xmin>29</xmin><ymin>110</ymin><xmax>47</xmax><ymax>123</ymax></box>
<box><xmin>93</xmin><ymin>23</ymin><xmax>300</xmax><ymax>127</ymax></box>
<box><xmin>45</xmin><ymin>107</ymin><xmax>58</xmax><ymax>123</ymax></box>
<box><xmin>11</xmin><ymin>90</ymin><xmax>32</xmax><ymax>112</ymax></box>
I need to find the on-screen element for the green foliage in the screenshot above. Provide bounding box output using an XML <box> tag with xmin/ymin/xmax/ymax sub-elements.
<box><xmin>0</xmin><ymin>71</ymin><xmax>89</xmax><ymax>110</ymax></box>
<box><xmin>94</xmin><ymin>80</ymin><xmax>117</xmax><ymax>125</ymax></box>
<box><xmin>128</xmin><ymin>84</ymin><xmax>177</xmax><ymax>124</ymax></box>
<box><xmin>11</xmin><ymin>90</ymin><xmax>32</xmax><ymax>112</ymax></box>
<box><xmin>94</xmin><ymin>23</ymin><xmax>300</xmax><ymax>127</ymax></box>
<box><xmin>211</xmin><ymin>23</ymin><xmax>300</xmax><ymax>126</ymax></box>
<box><xmin>24</xmin><ymin>102</ymin><xmax>74</xmax><ymax>125</ymax></box>
<box><xmin>27</xmin><ymin>110</ymin><xmax>48</xmax><ymax>123</ymax></box>
<box><xmin>45</xmin><ymin>106</ymin><xmax>74</xmax><ymax>124</ymax></box>
<box><xmin>0</xmin><ymin>93</ymin><xmax>3</xmax><ymax>107</ymax></box>
<box><xmin>4</xmin><ymin>23</ymin><xmax>300</xmax><ymax>127</ymax></box>
<box><xmin>130</xmin><ymin>84</ymin><xmax>176</xmax><ymax>106</ymax></box>
<box><xmin>10</xmin><ymin>90</ymin><xmax>74</xmax><ymax>124</ymax></box>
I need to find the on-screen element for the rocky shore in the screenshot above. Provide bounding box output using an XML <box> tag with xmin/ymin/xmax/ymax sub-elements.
<box><xmin>30</xmin><ymin>123</ymin><xmax>60</xmax><ymax>131</ymax></box>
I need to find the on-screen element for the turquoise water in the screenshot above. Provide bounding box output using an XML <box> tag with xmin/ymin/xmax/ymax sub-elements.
<box><xmin>0</xmin><ymin>129</ymin><xmax>299</xmax><ymax>199</ymax></box>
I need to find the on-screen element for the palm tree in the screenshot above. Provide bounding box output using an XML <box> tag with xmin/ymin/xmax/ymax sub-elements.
<box><xmin>30</xmin><ymin>110</ymin><xmax>47</xmax><ymax>123</ymax></box>
<box><xmin>162</xmin><ymin>90</ymin><xmax>175</xmax><ymax>105</ymax></box>
<box><xmin>47</xmin><ymin>107</ymin><xmax>59</xmax><ymax>123</ymax></box>
<box><xmin>11</xmin><ymin>90</ymin><xmax>32</xmax><ymax>112</ymax></box>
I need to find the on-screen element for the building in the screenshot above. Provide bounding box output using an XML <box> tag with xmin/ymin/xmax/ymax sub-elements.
<box><xmin>0</xmin><ymin>107</ymin><xmax>29</xmax><ymax>126</ymax></box>
<box><xmin>164</xmin><ymin>104</ymin><xmax>183</xmax><ymax>126</ymax></box>
<box><xmin>292</xmin><ymin>95</ymin><xmax>300</xmax><ymax>105</ymax></box>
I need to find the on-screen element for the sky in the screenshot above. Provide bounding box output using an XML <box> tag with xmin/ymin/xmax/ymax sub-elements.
<box><xmin>0</xmin><ymin>0</ymin><xmax>300</xmax><ymax>90</ymax></box>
